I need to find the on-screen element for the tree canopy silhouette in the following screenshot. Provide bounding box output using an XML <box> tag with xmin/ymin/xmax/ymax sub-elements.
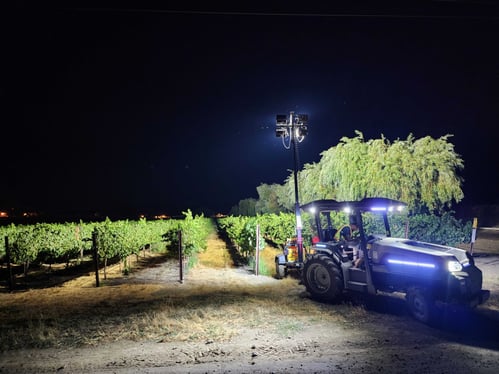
<box><xmin>255</xmin><ymin>131</ymin><xmax>464</xmax><ymax>214</ymax></box>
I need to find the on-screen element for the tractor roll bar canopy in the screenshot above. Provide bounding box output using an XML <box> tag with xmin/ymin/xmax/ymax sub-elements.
<box><xmin>302</xmin><ymin>198</ymin><xmax>407</xmax><ymax>241</ymax></box>
<box><xmin>300</xmin><ymin>198</ymin><xmax>407</xmax><ymax>214</ymax></box>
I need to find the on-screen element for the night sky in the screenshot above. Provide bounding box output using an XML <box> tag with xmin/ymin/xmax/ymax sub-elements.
<box><xmin>3</xmin><ymin>2</ymin><xmax>499</xmax><ymax>218</ymax></box>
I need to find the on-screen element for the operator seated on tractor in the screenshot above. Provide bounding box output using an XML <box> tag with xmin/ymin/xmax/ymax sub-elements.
<box><xmin>333</xmin><ymin>215</ymin><xmax>359</xmax><ymax>241</ymax></box>
<box><xmin>334</xmin><ymin>215</ymin><xmax>363</xmax><ymax>267</ymax></box>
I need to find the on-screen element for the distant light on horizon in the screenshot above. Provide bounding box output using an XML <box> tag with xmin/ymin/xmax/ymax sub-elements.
<box><xmin>154</xmin><ymin>214</ymin><xmax>170</xmax><ymax>220</ymax></box>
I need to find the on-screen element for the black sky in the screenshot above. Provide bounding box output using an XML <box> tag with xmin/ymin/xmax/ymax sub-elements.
<box><xmin>3</xmin><ymin>2</ymin><xmax>499</xmax><ymax>218</ymax></box>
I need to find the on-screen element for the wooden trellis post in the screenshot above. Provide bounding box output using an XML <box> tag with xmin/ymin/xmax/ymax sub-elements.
<box><xmin>5</xmin><ymin>236</ymin><xmax>14</xmax><ymax>292</ymax></box>
<box><xmin>179</xmin><ymin>230</ymin><xmax>184</xmax><ymax>284</ymax></box>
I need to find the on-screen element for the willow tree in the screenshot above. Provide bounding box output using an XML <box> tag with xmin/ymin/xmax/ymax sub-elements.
<box><xmin>275</xmin><ymin>163</ymin><xmax>322</xmax><ymax>212</ymax></box>
<box><xmin>314</xmin><ymin>131</ymin><xmax>464</xmax><ymax>213</ymax></box>
<box><xmin>230</xmin><ymin>198</ymin><xmax>257</xmax><ymax>216</ymax></box>
<box><xmin>255</xmin><ymin>183</ymin><xmax>286</xmax><ymax>214</ymax></box>
<box><xmin>247</xmin><ymin>131</ymin><xmax>463</xmax><ymax>214</ymax></box>
<box><xmin>280</xmin><ymin>161</ymin><xmax>330</xmax><ymax>210</ymax></box>
<box><xmin>275</xmin><ymin>174</ymin><xmax>295</xmax><ymax>212</ymax></box>
<box><xmin>318</xmin><ymin>131</ymin><xmax>371</xmax><ymax>201</ymax></box>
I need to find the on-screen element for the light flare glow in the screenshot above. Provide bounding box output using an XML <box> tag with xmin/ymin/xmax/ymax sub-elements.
<box><xmin>447</xmin><ymin>260</ymin><xmax>463</xmax><ymax>272</ymax></box>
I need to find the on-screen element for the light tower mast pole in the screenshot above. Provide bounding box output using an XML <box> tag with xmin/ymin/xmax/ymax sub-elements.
<box><xmin>276</xmin><ymin>111</ymin><xmax>308</xmax><ymax>264</ymax></box>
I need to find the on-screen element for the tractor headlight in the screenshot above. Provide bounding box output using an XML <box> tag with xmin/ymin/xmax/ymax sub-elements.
<box><xmin>447</xmin><ymin>260</ymin><xmax>463</xmax><ymax>272</ymax></box>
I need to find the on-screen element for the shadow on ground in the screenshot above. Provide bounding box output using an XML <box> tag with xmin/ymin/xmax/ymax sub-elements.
<box><xmin>339</xmin><ymin>291</ymin><xmax>499</xmax><ymax>351</ymax></box>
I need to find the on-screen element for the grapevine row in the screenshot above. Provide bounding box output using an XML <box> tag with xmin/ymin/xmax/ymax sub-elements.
<box><xmin>0</xmin><ymin>210</ymin><xmax>213</xmax><ymax>275</ymax></box>
<box><xmin>217</xmin><ymin>212</ymin><xmax>315</xmax><ymax>257</ymax></box>
<box><xmin>217</xmin><ymin>211</ymin><xmax>471</xmax><ymax>258</ymax></box>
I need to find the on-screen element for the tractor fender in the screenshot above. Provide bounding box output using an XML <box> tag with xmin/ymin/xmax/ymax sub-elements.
<box><xmin>312</xmin><ymin>242</ymin><xmax>346</xmax><ymax>267</ymax></box>
<box><xmin>314</xmin><ymin>247</ymin><xmax>342</xmax><ymax>267</ymax></box>
<box><xmin>314</xmin><ymin>247</ymin><xmax>333</xmax><ymax>256</ymax></box>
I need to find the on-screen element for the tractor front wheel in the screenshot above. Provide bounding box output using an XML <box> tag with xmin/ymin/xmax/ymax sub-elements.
<box><xmin>406</xmin><ymin>287</ymin><xmax>435</xmax><ymax>324</ymax></box>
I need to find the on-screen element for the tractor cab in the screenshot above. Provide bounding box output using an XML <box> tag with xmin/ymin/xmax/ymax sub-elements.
<box><xmin>303</xmin><ymin>197</ymin><xmax>404</xmax><ymax>270</ymax></box>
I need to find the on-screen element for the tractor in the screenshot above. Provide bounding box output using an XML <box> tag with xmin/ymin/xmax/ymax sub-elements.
<box><xmin>280</xmin><ymin>197</ymin><xmax>490</xmax><ymax>324</ymax></box>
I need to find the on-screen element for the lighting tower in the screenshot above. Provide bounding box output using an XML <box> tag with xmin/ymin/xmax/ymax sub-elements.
<box><xmin>275</xmin><ymin>111</ymin><xmax>308</xmax><ymax>264</ymax></box>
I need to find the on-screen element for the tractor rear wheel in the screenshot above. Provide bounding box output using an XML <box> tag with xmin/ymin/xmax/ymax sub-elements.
<box><xmin>303</xmin><ymin>254</ymin><xmax>343</xmax><ymax>302</ymax></box>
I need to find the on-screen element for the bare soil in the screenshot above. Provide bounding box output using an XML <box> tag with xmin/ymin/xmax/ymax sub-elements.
<box><xmin>1</xmin><ymin>233</ymin><xmax>498</xmax><ymax>374</ymax></box>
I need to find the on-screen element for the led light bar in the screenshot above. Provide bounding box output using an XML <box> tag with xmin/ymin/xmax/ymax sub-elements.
<box><xmin>373</xmin><ymin>205</ymin><xmax>405</xmax><ymax>212</ymax></box>
<box><xmin>387</xmin><ymin>258</ymin><xmax>436</xmax><ymax>269</ymax></box>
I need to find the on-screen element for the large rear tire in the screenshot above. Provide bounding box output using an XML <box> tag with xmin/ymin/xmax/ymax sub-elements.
<box><xmin>303</xmin><ymin>254</ymin><xmax>343</xmax><ymax>302</ymax></box>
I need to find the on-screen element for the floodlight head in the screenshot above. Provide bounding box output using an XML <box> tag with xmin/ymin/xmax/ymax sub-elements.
<box><xmin>299</xmin><ymin>125</ymin><xmax>308</xmax><ymax>137</ymax></box>
<box><xmin>295</xmin><ymin>114</ymin><xmax>308</xmax><ymax>125</ymax></box>
<box><xmin>276</xmin><ymin>114</ymin><xmax>288</xmax><ymax>125</ymax></box>
<box><xmin>276</xmin><ymin>126</ymin><xmax>288</xmax><ymax>137</ymax></box>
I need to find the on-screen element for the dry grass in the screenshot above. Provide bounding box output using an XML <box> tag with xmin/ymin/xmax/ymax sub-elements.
<box><xmin>0</xmin><ymin>235</ymin><xmax>353</xmax><ymax>351</ymax></box>
<box><xmin>196</xmin><ymin>234</ymin><xmax>234</xmax><ymax>268</ymax></box>
<box><xmin>197</xmin><ymin>232</ymin><xmax>281</xmax><ymax>276</ymax></box>
<box><xmin>0</xmin><ymin>276</ymin><xmax>349</xmax><ymax>350</ymax></box>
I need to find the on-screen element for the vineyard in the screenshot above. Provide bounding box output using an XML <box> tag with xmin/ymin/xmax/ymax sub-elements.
<box><xmin>0</xmin><ymin>210</ymin><xmax>213</xmax><ymax>288</ymax></box>
<box><xmin>1</xmin><ymin>209</ymin><xmax>473</xmax><ymax>289</ymax></box>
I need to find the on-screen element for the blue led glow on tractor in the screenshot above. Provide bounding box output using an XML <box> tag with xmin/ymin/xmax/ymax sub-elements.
<box><xmin>387</xmin><ymin>258</ymin><xmax>436</xmax><ymax>269</ymax></box>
